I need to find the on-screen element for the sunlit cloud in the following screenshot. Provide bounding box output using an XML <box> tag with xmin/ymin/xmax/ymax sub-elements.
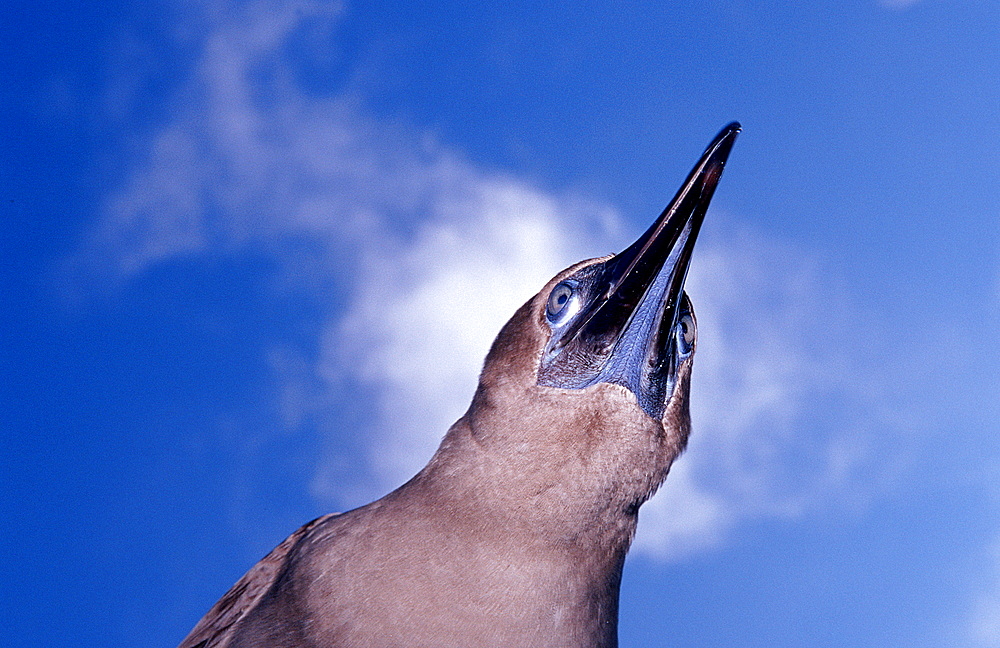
<box><xmin>80</xmin><ymin>0</ymin><xmax>896</xmax><ymax>561</ymax></box>
<box><xmin>321</xmin><ymin>178</ymin><xmax>621</xmax><ymax>489</ymax></box>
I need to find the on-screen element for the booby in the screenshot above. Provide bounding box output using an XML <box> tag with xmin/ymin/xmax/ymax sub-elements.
<box><xmin>178</xmin><ymin>123</ymin><xmax>740</xmax><ymax>648</ymax></box>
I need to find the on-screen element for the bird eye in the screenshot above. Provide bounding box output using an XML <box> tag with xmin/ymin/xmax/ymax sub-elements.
<box><xmin>546</xmin><ymin>282</ymin><xmax>576</xmax><ymax>322</ymax></box>
<box><xmin>675</xmin><ymin>312</ymin><xmax>696</xmax><ymax>355</ymax></box>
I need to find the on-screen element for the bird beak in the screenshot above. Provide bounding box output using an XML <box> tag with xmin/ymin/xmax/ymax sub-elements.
<box><xmin>538</xmin><ymin>122</ymin><xmax>740</xmax><ymax>419</ymax></box>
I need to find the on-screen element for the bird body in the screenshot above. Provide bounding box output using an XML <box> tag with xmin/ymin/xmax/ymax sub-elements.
<box><xmin>178</xmin><ymin>124</ymin><xmax>740</xmax><ymax>648</ymax></box>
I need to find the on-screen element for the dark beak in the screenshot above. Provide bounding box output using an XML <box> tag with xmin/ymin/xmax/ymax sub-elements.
<box><xmin>538</xmin><ymin>122</ymin><xmax>740</xmax><ymax>419</ymax></box>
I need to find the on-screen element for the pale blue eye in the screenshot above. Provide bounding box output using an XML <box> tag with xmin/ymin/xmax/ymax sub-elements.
<box><xmin>546</xmin><ymin>282</ymin><xmax>575</xmax><ymax>321</ymax></box>
<box><xmin>675</xmin><ymin>312</ymin><xmax>696</xmax><ymax>355</ymax></box>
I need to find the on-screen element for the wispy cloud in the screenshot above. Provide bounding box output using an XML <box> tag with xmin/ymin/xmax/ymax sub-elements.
<box><xmin>82</xmin><ymin>0</ymin><xmax>896</xmax><ymax>560</ymax></box>
<box><xmin>634</xmin><ymin>221</ymin><xmax>880</xmax><ymax>557</ymax></box>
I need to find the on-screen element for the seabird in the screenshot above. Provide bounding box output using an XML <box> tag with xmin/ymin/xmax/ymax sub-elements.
<box><xmin>178</xmin><ymin>122</ymin><xmax>741</xmax><ymax>648</ymax></box>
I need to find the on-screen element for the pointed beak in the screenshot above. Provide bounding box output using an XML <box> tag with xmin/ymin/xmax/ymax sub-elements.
<box><xmin>576</xmin><ymin>122</ymin><xmax>739</xmax><ymax>353</ymax></box>
<box><xmin>538</xmin><ymin>122</ymin><xmax>740</xmax><ymax>419</ymax></box>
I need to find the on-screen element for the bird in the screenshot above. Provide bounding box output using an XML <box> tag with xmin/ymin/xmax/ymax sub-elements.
<box><xmin>178</xmin><ymin>122</ymin><xmax>741</xmax><ymax>648</ymax></box>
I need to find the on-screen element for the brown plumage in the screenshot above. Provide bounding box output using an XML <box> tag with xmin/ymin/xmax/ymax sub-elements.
<box><xmin>177</xmin><ymin>123</ymin><xmax>739</xmax><ymax>648</ymax></box>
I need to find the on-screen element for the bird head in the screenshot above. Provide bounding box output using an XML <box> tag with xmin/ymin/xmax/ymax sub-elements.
<box><xmin>448</xmin><ymin>124</ymin><xmax>739</xmax><ymax>527</ymax></box>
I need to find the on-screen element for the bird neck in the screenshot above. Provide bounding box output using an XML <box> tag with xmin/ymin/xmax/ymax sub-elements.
<box><xmin>412</xmin><ymin>412</ymin><xmax>643</xmax><ymax>566</ymax></box>
<box><xmin>384</xmin><ymin>430</ymin><xmax>631</xmax><ymax>648</ymax></box>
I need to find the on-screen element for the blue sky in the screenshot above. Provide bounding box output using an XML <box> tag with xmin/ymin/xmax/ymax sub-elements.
<box><xmin>3</xmin><ymin>0</ymin><xmax>999</xmax><ymax>646</ymax></box>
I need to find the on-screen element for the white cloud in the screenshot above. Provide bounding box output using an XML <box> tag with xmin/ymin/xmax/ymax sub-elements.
<box><xmin>321</xmin><ymin>177</ymin><xmax>621</xmax><ymax>487</ymax></box>
<box><xmin>84</xmin><ymin>0</ymin><xmax>888</xmax><ymax>560</ymax></box>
